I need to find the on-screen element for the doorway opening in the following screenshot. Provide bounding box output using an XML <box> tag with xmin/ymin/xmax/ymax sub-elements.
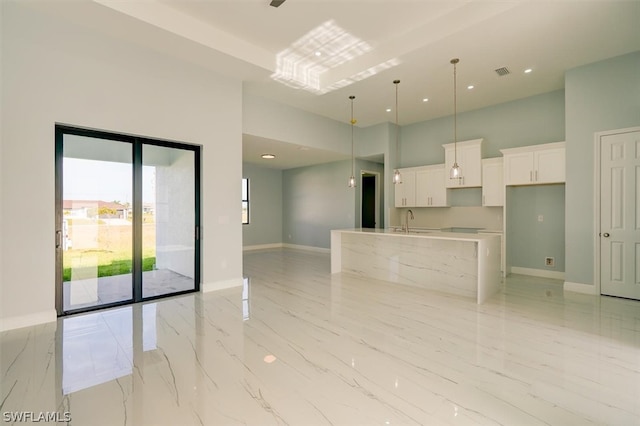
<box><xmin>361</xmin><ymin>171</ymin><xmax>380</xmax><ymax>228</ymax></box>
<box><xmin>55</xmin><ymin>125</ymin><xmax>201</xmax><ymax>316</ymax></box>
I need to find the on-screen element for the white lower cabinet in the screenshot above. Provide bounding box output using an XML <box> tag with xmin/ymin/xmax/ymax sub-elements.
<box><xmin>416</xmin><ymin>164</ymin><xmax>448</xmax><ymax>207</ymax></box>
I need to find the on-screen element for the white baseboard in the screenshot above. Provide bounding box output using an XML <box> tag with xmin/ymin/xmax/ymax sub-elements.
<box><xmin>282</xmin><ymin>244</ymin><xmax>330</xmax><ymax>254</ymax></box>
<box><xmin>243</xmin><ymin>243</ymin><xmax>283</xmax><ymax>251</ymax></box>
<box><xmin>563</xmin><ymin>281</ymin><xmax>597</xmax><ymax>295</ymax></box>
<box><xmin>202</xmin><ymin>277</ymin><xmax>244</xmax><ymax>293</ymax></box>
<box><xmin>510</xmin><ymin>266</ymin><xmax>565</xmax><ymax>280</ymax></box>
<box><xmin>0</xmin><ymin>309</ymin><xmax>57</xmax><ymax>332</ymax></box>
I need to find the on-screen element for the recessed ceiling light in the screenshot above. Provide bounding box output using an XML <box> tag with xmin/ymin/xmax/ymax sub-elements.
<box><xmin>386</xmin><ymin>108</ymin><xmax>392</xmax><ymax>112</ymax></box>
<box><xmin>261</xmin><ymin>154</ymin><xmax>276</xmax><ymax>159</ymax></box>
<box><xmin>467</xmin><ymin>85</ymin><xmax>474</xmax><ymax>90</ymax></box>
<box><xmin>524</xmin><ymin>68</ymin><xmax>533</xmax><ymax>74</ymax></box>
<box><xmin>315</xmin><ymin>51</ymin><xmax>322</xmax><ymax>57</ymax></box>
<box><xmin>422</xmin><ymin>98</ymin><xmax>429</xmax><ymax>102</ymax></box>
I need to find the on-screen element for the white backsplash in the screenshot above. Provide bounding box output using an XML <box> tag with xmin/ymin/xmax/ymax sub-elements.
<box><xmin>390</xmin><ymin>206</ymin><xmax>503</xmax><ymax>231</ymax></box>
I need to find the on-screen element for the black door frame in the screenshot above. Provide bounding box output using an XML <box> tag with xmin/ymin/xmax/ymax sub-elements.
<box><xmin>54</xmin><ymin>124</ymin><xmax>201</xmax><ymax>316</ymax></box>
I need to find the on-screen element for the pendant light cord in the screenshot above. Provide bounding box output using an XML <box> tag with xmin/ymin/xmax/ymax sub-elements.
<box><xmin>394</xmin><ymin>80</ymin><xmax>400</xmax><ymax>167</ymax></box>
<box><xmin>350</xmin><ymin>95</ymin><xmax>355</xmax><ymax>176</ymax></box>
<box><xmin>453</xmin><ymin>60</ymin><xmax>458</xmax><ymax>164</ymax></box>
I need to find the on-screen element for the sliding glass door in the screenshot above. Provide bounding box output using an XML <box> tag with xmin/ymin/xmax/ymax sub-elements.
<box><xmin>55</xmin><ymin>125</ymin><xmax>200</xmax><ymax>316</ymax></box>
<box><xmin>142</xmin><ymin>144</ymin><xmax>196</xmax><ymax>298</ymax></box>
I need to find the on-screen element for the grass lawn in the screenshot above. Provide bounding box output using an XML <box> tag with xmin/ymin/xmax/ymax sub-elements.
<box><xmin>63</xmin><ymin>222</ymin><xmax>157</xmax><ymax>282</ymax></box>
<box><xmin>63</xmin><ymin>254</ymin><xmax>156</xmax><ymax>281</ymax></box>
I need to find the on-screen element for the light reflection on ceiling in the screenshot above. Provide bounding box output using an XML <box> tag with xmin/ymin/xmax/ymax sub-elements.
<box><xmin>271</xmin><ymin>20</ymin><xmax>398</xmax><ymax>95</ymax></box>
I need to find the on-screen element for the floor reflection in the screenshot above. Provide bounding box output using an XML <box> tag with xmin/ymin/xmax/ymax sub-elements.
<box><xmin>61</xmin><ymin>303</ymin><xmax>158</xmax><ymax>394</ymax></box>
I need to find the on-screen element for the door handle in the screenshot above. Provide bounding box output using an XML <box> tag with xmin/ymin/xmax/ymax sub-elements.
<box><xmin>603</xmin><ymin>233</ymin><xmax>610</xmax><ymax>238</ymax></box>
<box><xmin>55</xmin><ymin>230</ymin><xmax>62</xmax><ymax>249</ymax></box>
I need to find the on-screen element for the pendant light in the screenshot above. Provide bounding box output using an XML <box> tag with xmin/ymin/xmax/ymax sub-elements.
<box><xmin>392</xmin><ymin>79</ymin><xmax>402</xmax><ymax>184</ymax></box>
<box><xmin>449</xmin><ymin>58</ymin><xmax>462</xmax><ymax>180</ymax></box>
<box><xmin>348</xmin><ymin>95</ymin><xmax>357</xmax><ymax>188</ymax></box>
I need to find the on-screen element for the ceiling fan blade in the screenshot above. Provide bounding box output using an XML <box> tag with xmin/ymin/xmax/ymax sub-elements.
<box><xmin>270</xmin><ymin>0</ymin><xmax>286</xmax><ymax>7</ymax></box>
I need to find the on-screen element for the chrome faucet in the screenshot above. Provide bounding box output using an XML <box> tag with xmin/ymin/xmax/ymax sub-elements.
<box><xmin>402</xmin><ymin>209</ymin><xmax>414</xmax><ymax>233</ymax></box>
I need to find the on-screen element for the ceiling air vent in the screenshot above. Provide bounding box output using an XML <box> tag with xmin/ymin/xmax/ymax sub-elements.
<box><xmin>494</xmin><ymin>67</ymin><xmax>511</xmax><ymax>76</ymax></box>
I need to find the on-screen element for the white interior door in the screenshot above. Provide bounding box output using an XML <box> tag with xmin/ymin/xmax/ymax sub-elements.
<box><xmin>600</xmin><ymin>129</ymin><xmax>640</xmax><ymax>300</ymax></box>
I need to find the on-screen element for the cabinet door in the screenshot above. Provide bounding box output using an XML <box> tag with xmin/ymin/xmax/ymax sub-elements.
<box><xmin>460</xmin><ymin>143</ymin><xmax>482</xmax><ymax>187</ymax></box>
<box><xmin>445</xmin><ymin>144</ymin><xmax>482</xmax><ymax>188</ymax></box>
<box><xmin>415</xmin><ymin>170</ymin><xmax>431</xmax><ymax>207</ymax></box>
<box><xmin>394</xmin><ymin>180</ymin><xmax>405</xmax><ymax>207</ymax></box>
<box><xmin>482</xmin><ymin>159</ymin><xmax>503</xmax><ymax>206</ymax></box>
<box><xmin>403</xmin><ymin>171</ymin><xmax>416</xmax><ymax>206</ymax></box>
<box><xmin>427</xmin><ymin>166</ymin><xmax>448</xmax><ymax>206</ymax></box>
<box><xmin>503</xmin><ymin>151</ymin><xmax>534</xmax><ymax>185</ymax></box>
<box><xmin>535</xmin><ymin>148</ymin><xmax>565</xmax><ymax>183</ymax></box>
<box><xmin>394</xmin><ymin>170</ymin><xmax>416</xmax><ymax>207</ymax></box>
<box><xmin>415</xmin><ymin>166</ymin><xmax>448</xmax><ymax>207</ymax></box>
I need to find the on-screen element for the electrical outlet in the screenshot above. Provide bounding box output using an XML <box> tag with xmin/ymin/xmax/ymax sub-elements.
<box><xmin>538</xmin><ymin>215</ymin><xmax>544</xmax><ymax>222</ymax></box>
<box><xmin>545</xmin><ymin>257</ymin><xmax>555</xmax><ymax>267</ymax></box>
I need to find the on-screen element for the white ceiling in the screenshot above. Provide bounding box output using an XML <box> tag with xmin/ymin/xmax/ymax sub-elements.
<box><xmin>34</xmin><ymin>0</ymin><xmax>640</xmax><ymax>169</ymax></box>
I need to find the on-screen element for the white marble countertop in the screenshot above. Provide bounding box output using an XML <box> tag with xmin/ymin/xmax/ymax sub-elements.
<box><xmin>332</xmin><ymin>228</ymin><xmax>500</xmax><ymax>242</ymax></box>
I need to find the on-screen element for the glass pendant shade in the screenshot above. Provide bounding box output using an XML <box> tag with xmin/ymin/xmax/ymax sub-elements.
<box><xmin>348</xmin><ymin>175</ymin><xmax>356</xmax><ymax>188</ymax></box>
<box><xmin>392</xmin><ymin>169</ymin><xmax>402</xmax><ymax>184</ymax></box>
<box><xmin>450</xmin><ymin>162</ymin><xmax>461</xmax><ymax>179</ymax></box>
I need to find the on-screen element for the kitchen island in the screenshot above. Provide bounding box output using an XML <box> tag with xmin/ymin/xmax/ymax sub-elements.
<box><xmin>331</xmin><ymin>228</ymin><xmax>501</xmax><ymax>304</ymax></box>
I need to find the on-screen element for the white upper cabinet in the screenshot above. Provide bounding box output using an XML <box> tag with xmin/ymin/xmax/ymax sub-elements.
<box><xmin>501</xmin><ymin>141</ymin><xmax>565</xmax><ymax>186</ymax></box>
<box><xmin>416</xmin><ymin>164</ymin><xmax>449</xmax><ymax>207</ymax></box>
<box><xmin>443</xmin><ymin>139</ymin><xmax>483</xmax><ymax>188</ymax></box>
<box><xmin>482</xmin><ymin>157</ymin><xmax>504</xmax><ymax>206</ymax></box>
<box><xmin>394</xmin><ymin>169</ymin><xmax>417</xmax><ymax>207</ymax></box>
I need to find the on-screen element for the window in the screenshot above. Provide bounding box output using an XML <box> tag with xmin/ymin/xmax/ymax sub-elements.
<box><xmin>242</xmin><ymin>178</ymin><xmax>249</xmax><ymax>224</ymax></box>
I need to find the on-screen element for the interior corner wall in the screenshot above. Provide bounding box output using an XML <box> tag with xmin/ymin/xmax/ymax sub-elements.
<box><xmin>0</xmin><ymin>2</ymin><xmax>243</xmax><ymax>330</ymax></box>
<box><xmin>283</xmin><ymin>160</ymin><xmax>355</xmax><ymax>249</ymax></box>
<box><xmin>565</xmin><ymin>51</ymin><xmax>640</xmax><ymax>286</ymax></box>
<box><xmin>242</xmin><ymin>163</ymin><xmax>283</xmax><ymax>247</ymax></box>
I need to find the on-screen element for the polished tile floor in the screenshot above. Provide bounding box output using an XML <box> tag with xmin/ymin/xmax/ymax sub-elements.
<box><xmin>1</xmin><ymin>248</ymin><xmax>639</xmax><ymax>425</ymax></box>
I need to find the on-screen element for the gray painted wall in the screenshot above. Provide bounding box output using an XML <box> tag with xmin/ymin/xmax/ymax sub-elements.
<box><xmin>242</xmin><ymin>163</ymin><xmax>283</xmax><ymax>247</ymax></box>
<box><xmin>282</xmin><ymin>160</ymin><xmax>356</xmax><ymax>249</ymax></box>
<box><xmin>400</xmin><ymin>90</ymin><xmax>565</xmax><ymax>166</ymax></box>
<box><xmin>506</xmin><ymin>185</ymin><xmax>565</xmax><ymax>272</ymax></box>
<box><xmin>565</xmin><ymin>51</ymin><xmax>640</xmax><ymax>286</ymax></box>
